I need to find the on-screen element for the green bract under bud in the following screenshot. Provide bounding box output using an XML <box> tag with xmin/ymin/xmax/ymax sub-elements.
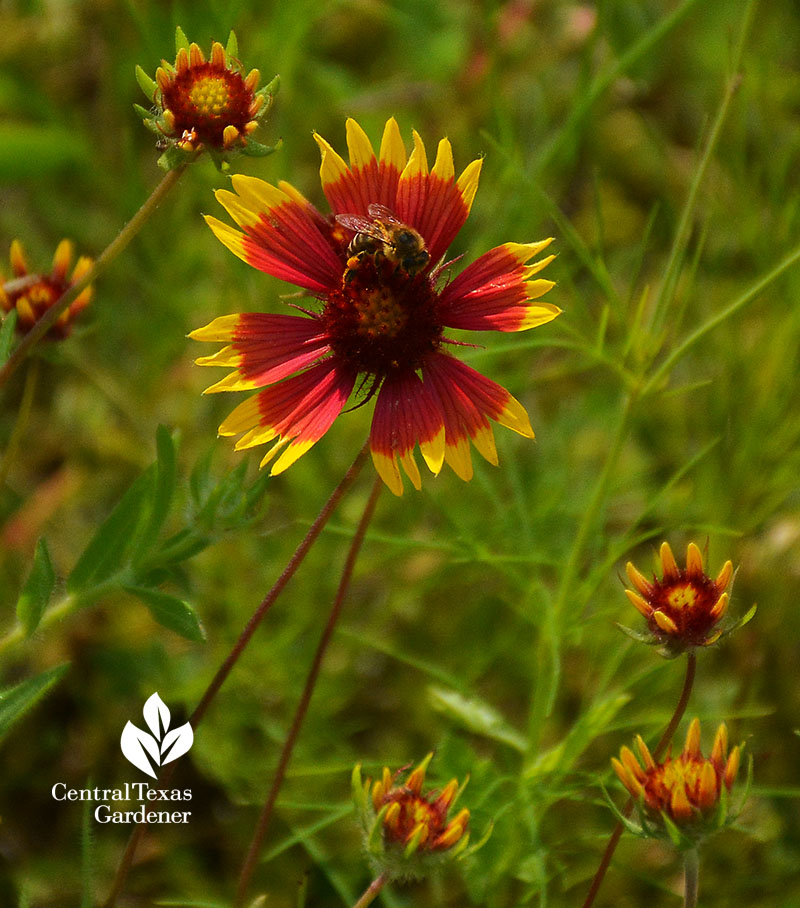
<box><xmin>136</xmin><ymin>27</ymin><xmax>280</xmax><ymax>171</ymax></box>
<box><xmin>618</xmin><ymin>541</ymin><xmax>756</xmax><ymax>658</ymax></box>
<box><xmin>610</xmin><ymin>718</ymin><xmax>749</xmax><ymax>851</ymax></box>
<box><xmin>352</xmin><ymin>755</ymin><xmax>491</xmax><ymax>882</ymax></box>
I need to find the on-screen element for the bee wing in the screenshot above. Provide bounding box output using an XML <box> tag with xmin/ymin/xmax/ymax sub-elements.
<box><xmin>335</xmin><ymin>213</ymin><xmax>376</xmax><ymax>233</ymax></box>
<box><xmin>367</xmin><ymin>203</ymin><xmax>401</xmax><ymax>223</ymax></box>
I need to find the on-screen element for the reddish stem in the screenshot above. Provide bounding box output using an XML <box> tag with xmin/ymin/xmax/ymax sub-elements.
<box><xmin>102</xmin><ymin>444</ymin><xmax>369</xmax><ymax>908</ymax></box>
<box><xmin>234</xmin><ymin>476</ymin><xmax>383</xmax><ymax>906</ymax></box>
<box><xmin>579</xmin><ymin>651</ymin><xmax>697</xmax><ymax>908</ymax></box>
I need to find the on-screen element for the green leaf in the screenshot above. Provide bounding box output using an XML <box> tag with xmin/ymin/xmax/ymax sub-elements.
<box><xmin>131</xmin><ymin>426</ymin><xmax>176</xmax><ymax>563</ymax></box>
<box><xmin>123</xmin><ymin>586</ymin><xmax>205</xmax><ymax>642</ymax></box>
<box><xmin>0</xmin><ymin>664</ymin><xmax>69</xmax><ymax>742</ymax></box>
<box><xmin>526</xmin><ymin>692</ymin><xmax>631</xmax><ymax>778</ymax></box>
<box><xmin>67</xmin><ymin>468</ymin><xmax>155</xmax><ymax>593</ymax></box>
<box><xmin>1</xmin><ymin>311</ymin><xmax>17</xmax><ymax>363</ymax></box>
<box><xmin>225</xmin><ymin>30</ymin><xmax>239</xmax><ymax>61</ymax></box>
<box><xmin>428</xmin><ymin>685</ymin><xmax>528</xmax><ymax>753</ymax></box>
<box><xmin>134</xmin><ymin>64</ymin><xmax>157</xmax><ymax>101</ymax></box>
<box><xmin>174</xmin><ymin>26</ymin><xmax>190</xmax><ymax>54</ymax></box>
<box><xmin>16</xmin><ymin>538</ymin><xmax>56</xmax><ymax>637</ymax></box>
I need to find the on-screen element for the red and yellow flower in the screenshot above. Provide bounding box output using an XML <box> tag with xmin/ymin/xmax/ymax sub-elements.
<box><xmin>621</xmin><ymin>541</ymin><xmax>754</xmax><ymax>656</ymax></box>
<box><xmin>136</xmin><ymin>28</ymin><xmax>279</xmax><ymax>170</ymax></box>
<box><xmin>191</xmin><ymin>117</ymin><xmax>560</xmax><ymax>494</ymax></box>
<box><xmin>0</xmin><ymin>239</ymin><xmax>93</xmax><ymax>338</ymax></box>
<box><xmin>612</xmin><ymin>718</ymin><xmax>742</xmax><ymax>845</ymax></box>
<box><xmin>353</xmin><ymin>754</ymin><xmax>487</xmax><ymax>879</ymax></box>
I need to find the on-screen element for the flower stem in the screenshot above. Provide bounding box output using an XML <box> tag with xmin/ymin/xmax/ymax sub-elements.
<box><xmin>684</xmin><ymin>848</ymin><xmax>700</xmax><ymax>908</ymax></box>
<box><xmin>234</xmin><ymin>475</ymin><xmax>383</xmax><ymax>906</ymax></box>
<box><xmin>527</xmin><ymin>388</ymin><xmax>638</xmax><ymax>750</ymax></box>
<box><xmin>0</xmin><ymin>357</ymin><xmax>39</xmax><ymax>490</ymax></box>
<box><xmin>579</xmin><ymin>651</ymin><xmax>697</xmax><ymax>908</ymax></box>
<box><xmin>101</xmin><ymin>444</ymin><xmax>369</xmax><ymax>908</ymax></box>
<box><xmin>352</xmin><ymin>871</ymin><xmax>390</xmax><ymax>908</ymax></box>
<box><xmin>0</xmin><ymin>163</ymin><xmax>189</xmax><ymax>391</ymax></box>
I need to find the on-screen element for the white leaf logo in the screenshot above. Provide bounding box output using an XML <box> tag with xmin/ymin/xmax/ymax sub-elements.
<box><xmin>120</xmin><ymin>692</ymin><xmax>193</xmax><ymax>778</ymax></box>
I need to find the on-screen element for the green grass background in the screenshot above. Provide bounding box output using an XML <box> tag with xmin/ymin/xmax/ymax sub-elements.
<box><xmin>2</xmin><ymin>0</ymin><xmax>800</xmax><ymax>905</ymax></box>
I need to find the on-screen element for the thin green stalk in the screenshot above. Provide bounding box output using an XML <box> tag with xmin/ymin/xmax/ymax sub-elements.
<box><xmin>644</xmin><ymin>237</ymin><xmax>800</xmax><ymax>395</ymax></box>
<box><xmin>533</xmin><ymin>0</ymin><xmax>706</xmax><ymax>176</ymax></box>
<box><xmin>0</xmin><ymin>357</ymin><xmax>39</xmax><ymax>489</ymax></box>
<box><xmin>102</xmin><ymin>445</ymin><xmax>370</xmax><ymax>908</ymax></box>
<box><xmin>0</xmin><ymin>163</ymin><xmax>189</xmax><ymax>390</ymax></box>
<box><xmin>235</xmin><ymin>476</ymin><xmax>383</xmax><ymax>906</ymax></box>
<box><xmin>580</xmin><ymin>652</ymin><xmax>697</xmax><ymax>908</ymax></box>
<box><xmin>527</xmin><ymin>389</ymin><xmax>638</xmax><ymax>748</ymax></box>
<box><xmin>0</xmin><ymin>587</ymin><xmax>110</xmax><ymax>657</ymax></box>
<box><xmin>352</xmin><ymin>872</ymin><xmax>390</xmax><ymax>908</ymax></box>
<box><xmin>684</xmin><ymin>848</ymin><xmax>700</xmax><ymax>908</ymax></box>
<box><xmin>648</xmin><ymin>0</ymin><xmax>756</xmax><ymax>337</ymax></box>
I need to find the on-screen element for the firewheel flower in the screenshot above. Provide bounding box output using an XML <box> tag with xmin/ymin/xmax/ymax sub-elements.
<box><xmin>135</xmin><ymin>28</ymin><xmax>279</xmax><ymax>171</ymax></box>
<box><xmin>620</xmin><ymin>541</ymin><xmax>755</xmax><ymax>657</ymax></box>
<box><xmin>611</xmin><ymin>718</ymin><xmax>744</xmax><ymax>848</ymax></box>
<box><xmin>191</xmin><ymin>117</ymin><xmax>560</xmax><ymax>495</ymax></box>
<box><xmin>352</xmin><ymin>754</ymin><xmax>490</xmax><ymax>879</ymax></box>
<box><xmin>0</xmin><ymin>239</ymin><xmax>93</xmax><ymax>339</ymax></box>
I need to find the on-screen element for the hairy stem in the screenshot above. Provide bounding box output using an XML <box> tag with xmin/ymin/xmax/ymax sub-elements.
<box><xmin>0</xmin><ymin>163</ymin><xmax>188</xmax><ymax>390</ymax></box>
<box><xmin>352</xmin><ymin>871</ymin><xmax>390</xmax><ymax>908</ymax></box>
<box><xmin>684</xmin><ymin>848</ymin><xmax>700</xmax><ymax>908</ymax></box>
<box><xmin>102</xmin><ymin>445</ymin><xmax>370</xmax><ymax>908</ymax></box>
<box><xmin>235</xmin><ymin>476</ymin><xmax>383</xmax><ymax>906</ymax></box>
<box><xmin>579</xmin><ymin>651</ymin><xmax>696</xmax><ymax>908</ymax></box>
<box><xmin>0</xmin><ymin>357</ymin><xmax>39</xmax><ymax>489</ymax></box>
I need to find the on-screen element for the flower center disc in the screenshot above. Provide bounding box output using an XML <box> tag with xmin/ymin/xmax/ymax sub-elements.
<box><xmin>163</xmin><ymin>63</ymin><xmax>252</xmax><ymax>146</ymax></box>
<box><xmin>322</xmin><ymin>256</ymin><xmax>443</xmax><ymax>378</ymax></box>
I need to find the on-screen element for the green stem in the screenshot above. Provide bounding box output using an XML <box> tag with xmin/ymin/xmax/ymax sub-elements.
<box><xmin>0</xmin><ymin>584</ymin><xmax>115</xmax><ymax>657</ymax></box>
<box><xmin>0</xmin><ymin>163</ymin><xmax>188</xmax><ymax>390</ymax></box>
<box><xmin>527</xmin><ymin>388</ymin><xmax>638</xmax><ymax>748</ymax></box>
<box><xmin>352</xmin><ymin>872</ymin><xmax>390</xmax><ymax>908</ymax></box>
<box><xmin>532</xmin><ymin>0</ymin><xmax>706</xmax><ymax>176</ymax></box>
<box><xmin>101</xmin><ymin>445</ymin><xmax>370</xmax><ymax>908</ymax></box>
<box><xmin>580</xmin><ymin>652</ymin><xmax>697</xmax><ymax>908</ymax></box>
<box><xmin>684</xmin><ymin>848</ymin><xmax>700</xmax><ymax>908</ymax></box>
<box><xmin>644</xmin><ymin>236</ymin><xmax>800</xmax><ymax>395</ymax></box>
<box><xmin>234</xmin><ymin>476</ymin><xmax>383</xmax><ymax>906</ymax></box>
<box><xmin>0</xmin><ymin>357</ymin><xmax>39</xmax><ymax>489</ymax></box>
<box><xmin>648</xmin><ymin>0</ymin><xmax>755</xmax><ymax>337</ymax></box>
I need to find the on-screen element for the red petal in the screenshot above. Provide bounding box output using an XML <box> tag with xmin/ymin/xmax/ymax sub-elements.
<box><xmin>369</xmin><ymin>370</ymin><xmax>445</xmax><ymax>494</ymax></box>
<box><xmin>234</xmin><ymin>313</ymin><xmax>331</xmax><ymax>386</ymax></box>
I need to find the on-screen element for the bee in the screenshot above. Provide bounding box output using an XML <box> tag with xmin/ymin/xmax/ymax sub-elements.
<box><xmin>336</xmin><ymin>204</ymin><xmax>429</xmax><ymax>283</ymax></box>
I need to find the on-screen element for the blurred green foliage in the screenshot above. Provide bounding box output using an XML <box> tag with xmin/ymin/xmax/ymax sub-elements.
<box><xmin>2</xmin><ymin>0</ymin><xmax>800</xmax><ymax>906</ymax></box>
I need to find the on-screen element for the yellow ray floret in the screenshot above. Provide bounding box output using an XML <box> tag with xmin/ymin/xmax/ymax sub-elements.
<box><xmin>202</xmin><ymin>370</ymin><xmax>259</xmax><ymax>394</ymax></box>
<box><xmin>432</xmin><ymin>138</ymin><xmax>455</xmax><ymax>183</ymax></box>
<box><xmin>345</xmin><ymin>118</ymin><xmax>375</xmax><ymax>169</ymax></box>
<box><xmin>194</xmin><ymin>346</ymin><xmax>241</xmax><ymax>368</ymax></box>
<box><xmin>378</xmin><ymin>117</ymin><xmax>407</xmax><ymax>171</ymax></box>
<box><xmin>456</xmin><ymin>158</ymin><xmax>483</xmax><ymax>214</ymax></box>
<box><xmin>418</xmin><ymin>424</ymin><xmax>446</xmax><ymax>475</ymax></box>
<box><xmin>403</xmin><ymin>130</ymin><xmax>429</xmax><ymax>179</ymax></box>
<box><xmin>371</xmin><ymin>450</ymin><xmax>404</xmax><ymax>497</ymax></box>
<box><xmin>494</xmin><ymin>394</ymin><xmax>534</xmax><ymax>438</ymax></box>
<box><xmin>517</xmin><ymin>302</ymin><xmax>562</xmax><ymax>330</ymax></box>
<box><xmin>230</xmin><ymin>174</ymin><xmax>289</xmax><ymax>217</ymax></box>
<box><xmin>188</xmin><ymin>314</ymin><xmax>240</xmax><ymax>343</ymax></box>
<box><xmin>444</xmin><ymin>435</ymin><xmax>473</xmax><ymax>481</ymax></box>
<box><xmin>218</xmin><ymin>395</ymin><xmax>263</xmax><ymax>436</ymax></box>
<box><xmin>314</xmin><ymin>132</ymin><xmax>350</xmax><ymax>190</ymax></box>
<box><xmin>204</xmin><ymin>216</ymin><xmax>248</xmax><ymax>265</ymax></box>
